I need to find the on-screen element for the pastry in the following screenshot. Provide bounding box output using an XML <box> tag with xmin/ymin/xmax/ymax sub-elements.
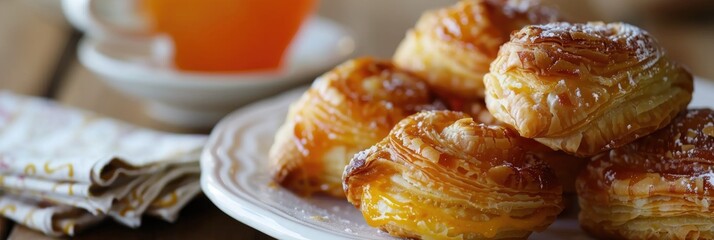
<box><xmin>577</xmin><ymin>109</ymin><xmax>714</xmax><ymax>240</ymax></box>
<box><xmin>484</xmin><ymin>22</ymin><xmax>694</xmax><ymax>157</ymax></box>
<box><xmin>444</xmin><ymin>99</ymin><xmax>586</xmax><ymax>193</ymax></box>
<box><xmin>393</xmin><ymin>0</ymin><xmax>558</xmax><ymax>99</ymax></box>
<box><xmin>343</xmin><ymin>110</ymin><xmax>563</xmax><ymax>239</ymax></box>
<box><xmin>537</xmin><ymin>150</ymin><xmax>588</xmax><ymax>194</ymax></box>
<box><xmin>269</xmin><ymin>57</ymin><xmax>439</xmax><ymax>197</ymax></box>
<box><xmin>443</xmin><ymin>97</ymin><xmax>500</xmax><ymax>125</ymax></box>
<box><xmin>516</xmin><ymin>136</ymin><xmax>588</xmax><ymax>194</ymax></box>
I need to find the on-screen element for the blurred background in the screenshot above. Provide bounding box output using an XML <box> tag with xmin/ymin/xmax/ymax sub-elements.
<box><xmin>0</xmin><ymin>0</ymin><xmax>713</xmax><ymax>238</ymax></box>
<box><xmin>1</xmin><ymin>0</ymin><xmax>712</xmax><ymax>126</ymax></box>
<box><xmin>3</xmin><ymin>0</ymin><xmax>713</xmax><ymax>83</ymax></box>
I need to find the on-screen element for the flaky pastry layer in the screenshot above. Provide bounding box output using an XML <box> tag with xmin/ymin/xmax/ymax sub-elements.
<box><xmin>343</xmin><ymin>110</ymin><xmax>563</xmax><ymax>239</ymax></box>
<box><xmin>577</xmin><ymin>109</ymin><xmax>714</xmax><ymax>240</ymax></box>
<box><xmin>442</xmin><ymin>97</ymin><xmax>587</xmax><ymax>193</ymax></box>
<box><xmin>443</xmin><ymin>97</ymin><xmax>500</xmax><ymax>126</ymax></box>
<box><xmin>269</xmin><ymin>58</ymin><xmax>438</xmax><ymax>197</ymax></box>
<box><xmin>393</xmin><ymin>0</ymin><xmax>558</xmax><ymax>99</ymax></box>
<box><xmin>484</xmin><ymin>22</ymin><xmax>693</xmax><ymax>157</ymax></box>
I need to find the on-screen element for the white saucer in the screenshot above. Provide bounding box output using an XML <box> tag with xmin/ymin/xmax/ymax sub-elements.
<box><xmin>201</xmin><ymin>78</ymin><xmax>714</xmax><ymax>239</ymax></box>
<box><xmin>79</xmin><ymin>17</ymin><xmax>355</xmax><ymax>128</ymax></box>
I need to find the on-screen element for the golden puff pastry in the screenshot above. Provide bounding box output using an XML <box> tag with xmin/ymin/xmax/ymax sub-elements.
<box><xmin>577</xmin><ymin>109</ymin><xmax>714</xmax><ymax>240</ymax></box>
<box><xmin>443</xmin><ymin>96</ymin><xmax>500</xmax><ymax>125</ymax></box>
<box><xmin>519</xmin><ymin>139</ymin><xmax>588</xmax><ymax>194</ymax></box>
<box><xmin>393</xmin><ymin>0</ymin><xmax>558</xmax><ymax>99</ymax></box>
<box><xmin>269</xmin><ymin>57</ymin><xmax>439</xmax><ymax>197</ymax></box>
<box><xmin>484</xmin><ymin>22</ymin><xmax>694</xmax><ymax>157</ymax></box>
<box><xmin>442</xmin><ymin>99</ymin><xmax>586</xmax><ymax>193</ymax></box>
<box><xmin>343</xmin><ymin>110</ymin><xmax>563</xmax><ymax>239</ymax></box>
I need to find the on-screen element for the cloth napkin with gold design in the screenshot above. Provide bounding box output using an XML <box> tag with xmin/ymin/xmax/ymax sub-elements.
<box><xmin>0</xmin><ymin>91</ymin><xmax>206</xmax><ymax>236</ymax></box>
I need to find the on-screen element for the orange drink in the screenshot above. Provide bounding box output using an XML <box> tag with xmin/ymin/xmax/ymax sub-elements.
<box><xmin>142</xmin><ymin>0</ymin><xmax>317</xmax><ymax>72</ymax></box>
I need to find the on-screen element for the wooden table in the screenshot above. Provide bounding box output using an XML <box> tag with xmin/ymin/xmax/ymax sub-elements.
<box><xmin>1</xmin><ymin>0</ymin><xmax>713</xmax><ymax>239</ymax></box>
<box><xmin>0</xmin><ymin>2</ymin><xmax>276</xmax><ymax>238</ymax></box>
<box><xmin>0</xmin><ymin>1</ymin><xmax>454</xmax><ymax>239</ymax></box>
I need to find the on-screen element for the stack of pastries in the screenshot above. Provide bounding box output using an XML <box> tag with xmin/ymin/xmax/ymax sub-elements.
<box><xmin>269</xmin><ymin>0</ymin><xmax>705</xmax><ymax>239</ymax></box>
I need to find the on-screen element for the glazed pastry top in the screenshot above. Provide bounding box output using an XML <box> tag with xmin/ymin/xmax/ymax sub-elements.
<box><xmin>427</xmin><ymin>0</ymin><xmax>558</xmax><ymax>59</ymax></box>
<box><xmin>485</xmin><ymin>22</ymin><xmax>693</xmax><ymax>156</ymax></box>
<box><xmin>582</xmin><ymin>109</ymin><xmax>714</xmax><ymax>196</ymax></box>
<box><xmin>343</xmin><ymin>110</ymin><xmax>563</xmax><ymax>239</ymax></box>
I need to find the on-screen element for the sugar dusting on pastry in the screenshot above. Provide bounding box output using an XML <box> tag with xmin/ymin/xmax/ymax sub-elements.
<box><xmin>512</xmin><ymin>22</ymin><xmax>659</xmax><ymax>64</ymax></box>
<box><xmin>704</xmin><ymin>123</ymin><xmax>714</xmax><ymax>138</ymax></box>
<box><xmin>578</xmin><ymin>109</ymin><xmax>714</xmax><ymax>239</ymax></box>
<box><xmin>583</xmin><ymin>109</ymin><xmax>714</xmax><ymax>194</ymax></box>
<box><xmin>485</xmin><ymin>21</ymin><xmax>693</xmax><ymax>157</ymax></box>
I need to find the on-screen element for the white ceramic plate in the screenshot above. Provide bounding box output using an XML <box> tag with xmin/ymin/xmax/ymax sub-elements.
<box><xmin>201</xmin><ymin>78</ymin><xmax>714</xmax><ymax>240</ymax></box>
<box><xmin>79</xmin><ymin>17</ymin><xmax>355</xmax><ymax>128</ymax></box>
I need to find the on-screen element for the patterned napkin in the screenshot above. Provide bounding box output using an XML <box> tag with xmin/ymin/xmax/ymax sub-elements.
<box><xmin>0</xmin><ymin>91</ymin><xmax>206</xmax><ymax>236</ymax></box>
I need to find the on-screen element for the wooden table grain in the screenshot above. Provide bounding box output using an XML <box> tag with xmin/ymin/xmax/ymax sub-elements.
<box><xmin>1</xmin><ymin>0</ymin><xmax>713</xmax><ymax>239</ymax></box>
